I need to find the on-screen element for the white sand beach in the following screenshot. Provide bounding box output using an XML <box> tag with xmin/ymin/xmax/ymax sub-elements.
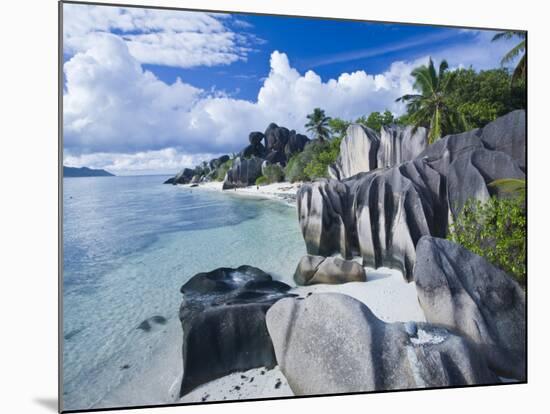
<box><xmin>95</xmin><ymin>262</ymin><xmax>424</xmax><ymax>407</ymax></box>
<box><xmin>291</xmin><ymin>267</ymin><xmax>426</xmax><ymax>323</ymax></box>
<box><xmin>180</xmin><ymin>366</ymin><xmax>293</xmax><ymax>403</ymax></box>
<box><xmin>174</xmin><ymin>266</ymin><xmax>424</xmax><ymax>403</ymax></box>
<box><xmin>178</xmin><ymin>181</ymin><xmax>301</xmax><ymax>205</ymax></box>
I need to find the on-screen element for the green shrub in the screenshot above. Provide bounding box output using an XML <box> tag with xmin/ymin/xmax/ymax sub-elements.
<box><xmin>284</xmin><ymin>140</ymin><xmax>324</xmax><ymax>182</ymax></box>
<box><xmin>255</xmin><ymin>176</ymin><xmax>268</xmax><ymax>186</ymax></box>
<box><xmin>215</xmin><ymin>159</ymin><xmax>233</xmax><ymax>181</ymax></box>
<box><xmin>448</xmin><ymin>196</ymin><xmax>526</xmax><ymax>285</ymax></box>
<box><xmin>303</xmin><ymin>136</ymin><xmax>342</xmax><ymax>179</ymax></box>
<box><xmin>284</xmin><ymin>139</ymin><xmax>342</xmax><ymax>182</ymax></box>
<box><xmin>263</xmin><ymin>163</ymin><xmax>285</xmax><ymax>183</ymax></box>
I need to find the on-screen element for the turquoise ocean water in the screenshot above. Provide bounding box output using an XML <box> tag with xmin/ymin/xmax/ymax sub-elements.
<box><xmin>62</xmin><ymin>175</ymin><xmax>306</xmax><ymax>410</ymax></box>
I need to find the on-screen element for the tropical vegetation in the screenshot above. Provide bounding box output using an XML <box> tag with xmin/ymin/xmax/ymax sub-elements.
<box><xmin>448</xmin><ymin>195</ymin><xmax>526</xmax><ymax>285</ymax></box>
<box><xmin>396</xmin><ymin>58</ymin><xmax>464</xmax><ymax>143</ymax></box>
<box><xmin>305</xmin><ymin>108</ymin><xmax>332</xmax><ymax>142</ymax></box>
<box><xmin>492</xmin><ymin>31</ymin><xmax>526</xmax><ymax>84</ymax></box>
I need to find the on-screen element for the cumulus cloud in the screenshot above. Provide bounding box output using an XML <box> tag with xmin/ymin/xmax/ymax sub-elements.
<box><xmin>63</xmin><ymin>36</ymin><xmax>421</xmax><ymax>164</ymax></box>
<box><xmin>64</xmin><ymin>148</ymin><xmax>219</xmax><ymax>175</ymax></box>
<box><xmin>63</xmin><ymin>3</ymin><xmax>255</xmax><ymax>68</ymax></box>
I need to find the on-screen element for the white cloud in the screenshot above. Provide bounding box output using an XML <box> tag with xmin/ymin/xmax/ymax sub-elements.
<box><xmin>429</xmin><ymin>30</ymin><xmax>521</xmax><ymax>71</ymax></box>
<box><xmin>306</xmin><ymin>30</ymin><xmax>457</xmax><ymax>68</ymax></box>
<box><xmin>63</xmin><ymin>34</ymin><xmax>420</xmax><ymax>171</ymax></box>
<box><xmin>64</xmin><ymin>148</ymin><xmax>219</xmax><ymax>175</ymax></box>
<box><xmin>63</xmin><ymin>3</ymin><xmax>253</xmax><ymax>68</ymax></box>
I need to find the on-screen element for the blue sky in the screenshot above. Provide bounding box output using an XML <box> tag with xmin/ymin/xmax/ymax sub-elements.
<box><xmin>62</xmin><ymin>3</ymin><xmax>518</xmax><ymax>175</ymax></box>
<box><xmin>143</xmin><ymin>16</ymin><xmax>490</xmax><ymax>101</ymax></box>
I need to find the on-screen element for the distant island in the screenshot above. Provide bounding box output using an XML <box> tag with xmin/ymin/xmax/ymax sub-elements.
<box><xmin>63</xmin><ymin>166</ymin><xmax>115</xmax><ymax>177</ymax></box>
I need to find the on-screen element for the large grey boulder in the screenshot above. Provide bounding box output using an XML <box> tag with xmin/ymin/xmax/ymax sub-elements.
<box><xmin>447</xmin><ymin>148</ymin><xmax>525</xmax><ymax>219</ymax></box>
<box><xmin>265</xmin><ymin>150</ymin><xmax>287</xmax><ymax>166</ymax></box>
<box><xmin>241</xmin><ymin>142</ymin><xmax>267</xmax><ymax>159</ymax></box>
<box><xmin>294</xmin><ymin>255</ymin><xmax>365</xmax><ymax>285</ymax></box>
<box><xmin>222</xmin><ymin>156</ymin><xmax>263</xmax><ymax>189</ymax></box>
<box><xmin>417</xmin><ymin>128</ymin><xmax>484</xmax><ymax>177</ymax></box>
<box><xmin>242</xmin><ymin>131</ymin><xmax>268</xmax><ymax>159</ymax></box>
<box><xmin>266</xmin><ymin>293</ymin><xmax>497</xmax><ymax>395</ymax></box>
<box><xmin>296</xmin><ymin>178</ymin><xmax>352</xmax><ymax>258</ymax></box>
<box><xmin>284</xmin><ymin>130</ymin><xmax>310</xmax><ymax>158</ymax></box>
<box><xmin>330</xmin><ymin>124</ymin><xmax>380</xmax><ymax>180</ymax></box>
<box><xmin>418</xmin><ymin>109</ymin><xmax>526</xmax><ymax>177</ymax></box>
<box><xmin>377</xmin><ymin>125</ymin><xmax>428</xmax><ymax>168</ymax></box>
<box><xmin>413</xmin><ymin>237</ymin><xmax>526</xmax><ymax>380</ymax></box>
<box><xmin>298</xmin><ymin>158</ymin><xmax>447</xmax><ymax>281</ymax></box>
<box><xmin>352</xmin><ymin>159</ymin><xmax>447</xmax><ymax>280</ymax></box>
<box><xmin>212</xmin><ymin>154</ymin><xmax>230</xmax><ymax>169</ymax></box>
<box><xmin>249</xmin><ymin>131</ymin><xmax>265</xmax><ymax>146</ymax></box>
<box><xmin>264</xmin><ymin>123</ymin><xmax>290</xmax><ymax>152</ymax></box>
<box><xmin>179</xmin><ymin>265</ymin><xmax>294</xmax><ymax>396</ymax></box>
<box><xmin>164</xmin><ymin>167</ymin><xmax>195</xmax><ymax>185</ymax></box>
<box><xmin>480</xmin><ymin>110</ymin><xmax>525</xmax><ymax>171</ymax></box>
<box><xmin>299</xmin><ymin>111</ymin><xmax>526</xmax><ymax>279</ymax></box>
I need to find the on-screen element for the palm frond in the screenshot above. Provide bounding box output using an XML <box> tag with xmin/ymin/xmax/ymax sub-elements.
<box><xmin>395</xmin><ymin>94</ymin><xmax>423</xmax><ymax>102</ymax></box>
<box><xmin>512</xmin><ymin>54</ymin><xmax>527</xmax><ymax>83</ymax></box>
<box><xmin>501</xmin><ymin>40</ymin><xmax>525</xmax><ymax>65</ymax></box>
<box><xmin>492</xmin><ymin>31</ymin><xmax>523</xmax><ymax>42</ymax></box>
<box><xmin>412</xmin><ymin>67</ymin><xmax>436</xmax><ymax>95</ymax></box>
<box><xmin>488</xmin><ymin>178</ymin><xmax>526</xmax><ymax>197</ymax></box>
<box><xmin>437</xmin><ymin>60</ymin><xmax>449</xmax><ymax>85</ymax></box>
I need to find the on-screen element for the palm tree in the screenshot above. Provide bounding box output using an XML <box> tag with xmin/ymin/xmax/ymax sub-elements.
<box><xmin>492</xmin><ymin>31</ymin><xmax>526</xmax><ymax>84</ymax></box>
<box><xmin>396</xmin><ymin>58</ymin><xmax>463</xmax><ymax>144</ymax></box>
<box><xmin>328</xmin><ymin>117</ymin><xmax>350</xmax><ymax>139</ymax></box>
<box><xmin>305</xmin><ymin>108</ymin><xmax>331</xmax><ymax>142</ymax></box>
<box><xmin>488</xmin><ymin>178</ymin><xmax>526</xmax><ymax>199</ymax></box>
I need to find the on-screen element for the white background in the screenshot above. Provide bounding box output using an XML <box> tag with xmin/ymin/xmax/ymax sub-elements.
<box><xmin>0</xmin><ymin>0</ymin><xmax>548</xmax><ymax>413</ymax></box>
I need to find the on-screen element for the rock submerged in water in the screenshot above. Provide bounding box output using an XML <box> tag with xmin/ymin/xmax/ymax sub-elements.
<box><xmin>413</xmin><ymin>237</ymin><xmax>526</xmax><ymax>380</ymax></box>
<box><xmin>178</xmin><ymin>265</ymin><xmax>294</xmax><ymax>396</ymax></box>
<box><xmin>294</xmin><ymin>255</ymin><xmax>365</xmax><ymax>285</ymax></box>
<box><xmin>137</xmin><ymin>315</ymin><xmax>167</xmax><ymax>332</ymax></box>
<box><xmin>164</xmin><ymin>168</ymin><xmax>195</xmax><ymax>185</ymax></box>
<box><xmin>266</xmin><ymin>293</ymin><xmax>498</xmax><ymax>395</ymax></box>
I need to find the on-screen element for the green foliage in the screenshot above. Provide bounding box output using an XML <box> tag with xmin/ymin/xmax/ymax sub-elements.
<box><xmin>328</xmin><ymin>117</ymin><xmax>350</xmax><ymax>139</ymax></box>
<box><xmin>446</xmin><ymin>68</ymin><xmax>526</xmax><ymax>129</ymax></box>
<box><xmin>305</xmin><ymin>108</ymin><xmax>331</xmax><ymax>142</ymax></box>
<box><xmin>215</xmin><ymin>159</ymin><xmax>233</xmax><ymax>181</ymax></box>
<box><xmin>360</xmin><ymin>110</ymin><xmax>395</xmax><ymax>132</ymax></box>
<box><xmin>283</xmin><ymin>137</ymin><xmax>343</xmax><ymax>182</ymax></box>
<box><xmin>492</xmin><ymin>31</ymin><xmax>526</xmax><ymax>84</ymax></box>
<box><xmin>255</xmin><ymin>176</ymin><xmax>268</xmax><ymax>186</ymax></box>
<box><xmin>395</xmin><ymin>112</ymin><xmax>414</xmax><ymax>126</ymax></box>
<box><xmin>488</xmin><ymin>178</ymin><xmax>526</xmax><ymax>199</ymax></box>
<box><xmin>448</xmin><ymin>196</ymin><xmax>526</xmax><ymax>285</ymax></box>
<box><xmin>303</xmin><ymin>137</ymin><xmax>342</xmax><ymax>179</ymax></box>
<box><xmin>262</xmin><ymin>163</ymin><xmax>285</xmax><ymax>183</ymax></box>
<box><xmin>284</xmin><ymin>140</ymin><xmax>328</xmax><ymax>182</ymax></box>
<box><xmin>396</xmin><ymin>58</ymin><xmax>465</xmax><ymax>143</ymax></box>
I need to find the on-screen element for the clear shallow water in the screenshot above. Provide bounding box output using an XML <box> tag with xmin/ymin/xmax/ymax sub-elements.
<box><xmin>62</xmin><ymin>176</ymin><xmax>306</xmax><ymax>410</ymax></box>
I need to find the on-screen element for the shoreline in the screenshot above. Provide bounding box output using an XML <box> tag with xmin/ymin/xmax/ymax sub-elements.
<box><xmin>95</xmin><ymin>266</ymin><xmax>424</xmax><ymax>407</ymax></box>
<box><xmin>177</xmin><ymin>181</ymin><xmax>301</xmax><ymax>206</ymax></box>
